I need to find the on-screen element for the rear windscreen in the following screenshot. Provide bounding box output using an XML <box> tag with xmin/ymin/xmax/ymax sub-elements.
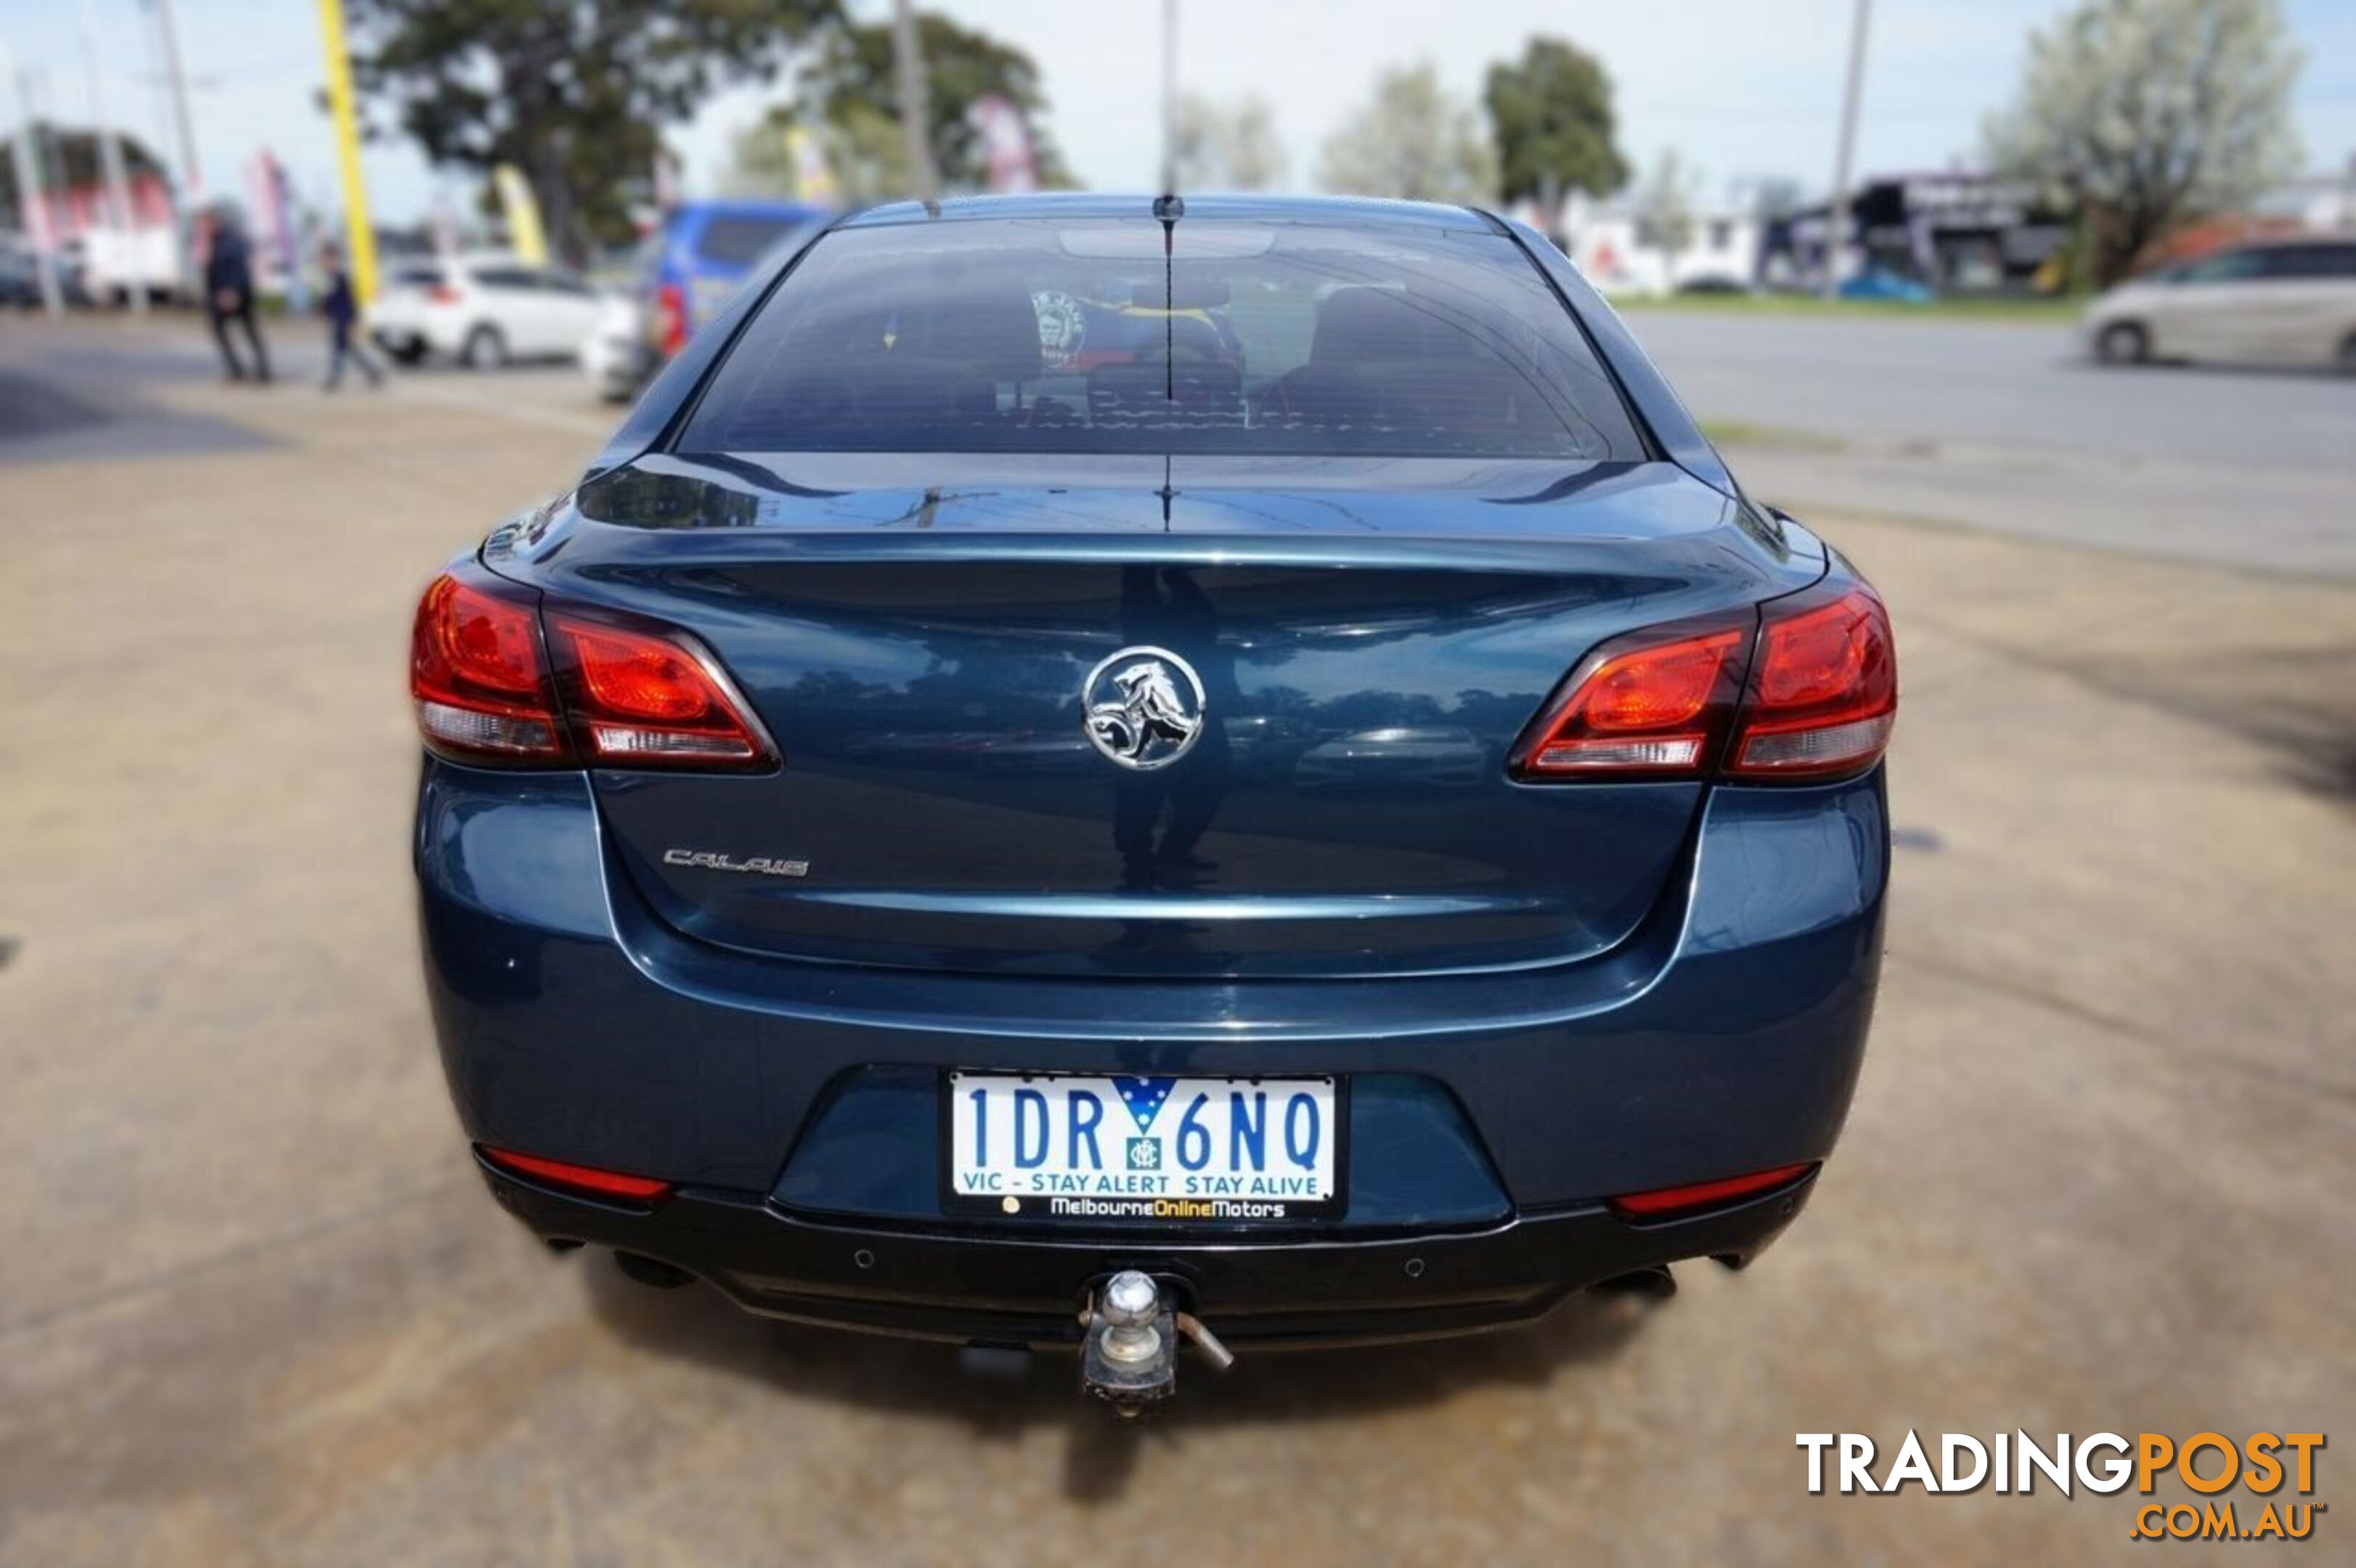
<box><xmin>675</xmin><ymin>216</ymin><xmax>1644</xmax><ymax>460</ymax></box>
<box><xmin>694</xmin><ymin>215</ymin><xmax>798</xmax><ymax>267</ymax></box>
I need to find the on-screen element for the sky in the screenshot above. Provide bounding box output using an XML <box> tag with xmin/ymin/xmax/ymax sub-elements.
<box><xmin>2</xmin><ymin>0</ymin><xmax>2352</xmax><ymax>227</ymax></box>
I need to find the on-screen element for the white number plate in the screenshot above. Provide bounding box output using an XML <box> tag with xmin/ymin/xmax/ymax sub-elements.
<box><xmin>944</xmin><ymin>1073</ymin><xmax>1343</xmax><ymax>1224</ymax></box>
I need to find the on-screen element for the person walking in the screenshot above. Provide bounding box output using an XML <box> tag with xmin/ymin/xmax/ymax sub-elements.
<box><xmin>200</xmin><ymin>212</ymin><xmax>270</xmax><ymax>385</ymax></box>
<box><xmin>318</xmin><ymin>244</ymin><xmax>382</xmax><ymax>392</ymax></box>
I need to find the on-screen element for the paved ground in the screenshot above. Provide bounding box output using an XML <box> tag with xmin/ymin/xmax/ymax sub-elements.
<box><xmin>1628</xmin><ymin>311</ymin><xmax>2356</xmax><ymax>579</ymax></box>
<box><xmin>1</xmin><ymin>315</ymin><xmax>2350</xmax><ymax>1565</ymax></box>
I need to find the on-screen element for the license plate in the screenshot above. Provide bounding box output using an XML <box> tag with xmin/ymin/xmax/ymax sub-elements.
<box><xmin>944</xmin><ymin>1072</ymin><xmax>1344</xmax><ymax>1224</ymax></box>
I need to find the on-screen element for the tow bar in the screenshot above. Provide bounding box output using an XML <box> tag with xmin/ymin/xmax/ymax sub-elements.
<box><xmin>1078</xmin><ymin>1270</ymin><xmax>1234</xmax><ymax>1418</ymax></box>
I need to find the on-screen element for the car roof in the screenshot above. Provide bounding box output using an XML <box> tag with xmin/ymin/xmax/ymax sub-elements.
<box><xmin>673</xmin><ymin>199</ymin><xmax>832</xmax><ymax>224</ymax></box>
<box><xmin>837</xmin><ymin>192</ymin><xmax>1499</xmax><ymax>233</ymax></box>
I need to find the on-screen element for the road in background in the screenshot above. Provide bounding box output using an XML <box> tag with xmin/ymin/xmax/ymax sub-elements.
<box><xmin>0</xmin><ymin>317</ymin><xmax>2351</xmax><ymax>1563</ymax></box>
<box><xmin>1627</xmin><ymin>311</ymin><xmax>2356</xmax><ymax>579</ymax></box>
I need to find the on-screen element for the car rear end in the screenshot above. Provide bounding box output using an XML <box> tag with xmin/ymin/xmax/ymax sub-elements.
<box><xmin>414</xmin><ymin>198</ymin><xmax>1891</xmax><ymax>1362</ymax></box>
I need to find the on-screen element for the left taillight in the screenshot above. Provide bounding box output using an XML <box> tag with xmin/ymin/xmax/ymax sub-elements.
<box><xmin>410</xmin><ymin>570</ymin><xmax>570</xmax><ymax>765</ymax></box>
<box><xmin>409</xmin><ymin>568</ymin><xmax>775</xmax><ymax>772</ymax></box>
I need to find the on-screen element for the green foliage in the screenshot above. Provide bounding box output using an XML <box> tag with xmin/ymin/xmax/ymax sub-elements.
<box><xmin>1982</xmin><ymin>0</ymin><xmax>2304</xmax><ymax>285</ymax></box>
<box><xmin>1483</xmin><ymin>37</ymin><xmax>1629</xmax><ymax>207</ymax></box>
<box><xmin>796</xmin><ymin>12</ymin><xmax>1073</xmax><ymax>195</ymax></box>
<box><xmin>348</xmin><ymin>0</ymin><xmax>837</xmax><ymax>259</ymax></box>
<box><xmin>1318</xmin><ymin>62</ymin><xmax>1496</xmax><ymax>205</ymax></box>
<box><xmin>1173</xmin><ymin>94</ymin><xmax>1286</xmax><ymax>192</ymax></box>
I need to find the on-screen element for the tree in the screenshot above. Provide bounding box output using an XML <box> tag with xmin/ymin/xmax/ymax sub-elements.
<box><xmin>1173</xmin><ymin>93</ymin><xmax>1286</xmax><ymax>191</ymax></box>
<box><xmin>348</xmin><ymin>0</ymin><xmax>836</xmax><ymax>262</ymax></box>
<box><xmin>1483</xmin><ymin>37</ymin><xmax>1629</xmax><ymax>215</ymax></box>
<box><xmin>1631</xmin><ymin>148</ymin><xmax>1698</xmax><ymax>285</ymax></box>
<box><xmin>1982</xmin><ymin>0</ymin><xmax>2303</xmax><ymax>285</ymax></box>
<box><xmin>1318</xmin><ymin>62</ymin><xmax>1496</xmax><ymax>205</ymax></box>
<box><xmin>796</xmin><ymin>11</ymin><xmax>1072</xmax><ymax>195</ymax></box>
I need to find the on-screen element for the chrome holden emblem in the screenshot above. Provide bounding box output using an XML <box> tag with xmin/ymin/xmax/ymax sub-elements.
<box><xmin>1082</xmin><ymin>646</ymin><xmax>1205</xmax><ymax>770</ymax></box>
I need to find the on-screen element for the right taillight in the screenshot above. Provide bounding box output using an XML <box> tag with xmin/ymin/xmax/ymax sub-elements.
<box><xmin>1726</xmin><ymin>581</ymin><xmax>1896</xmax><ymax>780</ymax></box>
<box><xmin>654</xmin><ymin>282</ymin><xmax>688</xmax><ymax>357</ymax></box>
<box><xmin>1510</xmin><ymin>574</ymin><xmax>1895</xmax><ymax>785</ymax></box>
<box><xmin>409</xmin><ymin>566</ymin><xmax>775</xmax><ymax>772</ymax></box>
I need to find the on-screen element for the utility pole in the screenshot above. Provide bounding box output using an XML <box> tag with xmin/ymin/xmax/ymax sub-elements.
<box><xmin>150</xmin><ymin>0</ymin><xmax>200</xmax><ymax>200</ymax></box>
<box><xmin>1159</xmin><ymin>0</ymin><xmax>1178</xmax><ymax>194</ymax></box>
<box><xmin>1822</xmin><ymin>0</ymin><xmax>1871</xmax><ymax>300</ymax></box>
<box><xmin>890</xmin><ymin>0</ymin><xmax>937</xmax><ymax>202</ymax></box>
<box><xmin>4</xmin><ymin>49</ymin><xmax>64</xmax><ymax>316</ymax></box>
<box><xmin>81</xmin><ymin>0</ymin><xmax>144</xmax><ymax>313</ymax></box>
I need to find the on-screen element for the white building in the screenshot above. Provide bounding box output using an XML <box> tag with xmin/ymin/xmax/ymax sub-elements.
<box><xmin>1550</xmin><ymin>191</ymin><xmax>1762</xmax><ymax>297</ymax></box>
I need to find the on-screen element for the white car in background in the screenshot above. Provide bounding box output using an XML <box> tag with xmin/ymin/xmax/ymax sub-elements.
<box><xmin>367</xmin><ymin>253</ymin><xmax>606</xmax><ymax>368</ymax></box>
<box><xmin>579</xmin><ymin>290</ymin><xmax>653</xmax><ymax>403</ymax></box>
<box><xmin>2083</xmin><ymin>235</ymin><xmax>2356</xmax><ymax>372</ymax></box>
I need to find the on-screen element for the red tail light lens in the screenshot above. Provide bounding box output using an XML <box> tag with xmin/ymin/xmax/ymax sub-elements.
<box><xmin>427</xmin><ymin>282</ymin><xmax>462</xmax><ymax>304</ymax></box>
<box><xmin>1728</xmin><ymin>583</ymin><xmax>1896</xmax><ymax>780</ymax></box>
<box><xmin>480</xmin><ymin>1146</ymin><xmax>674</xmax><ymax>1203</ymax></box>
<box><xmin>1608</xmin><ymin>1161</ymin><xmax>1814</xmax><ymax>1220</ymax></box>
<box><xmin>410</xmin><ymin>571</ymin><xmax>773</xmax><ymax>772</ymax></box>
<box><xmin>550</xmin><ymin>613</ymin><xmax>775</xmax><ymax>769</ymax></box>
<box><xmin>655</xmin><ymin>282</ymin><xmax>688</xmax><ymax>357</ymax></box>
<box><xmin>1511</xmin><ymin>619</ymin><xmax>1749</xmax><ymax>778</ymax></box>
<box><xmin>410</xmin><ymin>572</ymin><xmax>569</xmax><ymax>764</ymax></box>
<box><xmin>1512</xmin><ymin>573</ymin><xmax>1895</xmax><ymax>785</ymax></box>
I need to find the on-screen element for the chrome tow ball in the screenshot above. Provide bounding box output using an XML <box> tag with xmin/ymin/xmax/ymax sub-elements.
<box><xmin>1080</xmin><ymin>1270</ymin><xmax>1234</xmax><ymax>1417</ymax></box>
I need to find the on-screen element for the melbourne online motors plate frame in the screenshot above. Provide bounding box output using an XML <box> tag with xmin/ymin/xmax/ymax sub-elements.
<box><xmin>941</xmin><ymin>1071</ymin><xmax>1348</xmax><ymax>1224</ymax></box>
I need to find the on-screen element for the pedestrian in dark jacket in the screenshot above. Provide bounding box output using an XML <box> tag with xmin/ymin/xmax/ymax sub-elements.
<box><xmin>319</xmin><ymin>244</ymin><xmax>382</xmax><ymax>391</ymax></box>
<box><xmin>200</xmin><ymin>213</ymin><xmax>270</xmax><ymax>384</ymax></box>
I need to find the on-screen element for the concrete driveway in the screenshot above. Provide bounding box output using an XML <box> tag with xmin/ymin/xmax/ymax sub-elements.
<box><xmin>1</xmin><ymin>319</ymin><xmax>2349</xmax><ymax>1565</ymax></box>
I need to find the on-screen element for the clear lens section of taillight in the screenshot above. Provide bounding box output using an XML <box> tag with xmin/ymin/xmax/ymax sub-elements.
<box><xmin>409</xmin><ymin>572</ymin><xmax>568</xmax><ymax>764</ymax></box>
<box><xmin>1511</xmin><ymin>621</ymin><xmax>1749</xmax><ymax>780</ymax></box>
<box><xmin>549</xmin><ymin>614</ymin><xmax>775</xmax><ymax>770</ymax></box>
<box><xmin>1727</xmin><ymin>583</ymin><xmax>1896</xmax><ymax>780</ymax></box>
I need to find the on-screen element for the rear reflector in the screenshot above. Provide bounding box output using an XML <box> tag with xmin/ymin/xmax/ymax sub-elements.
<box><xmin>1608</xmin><ymin>1161</ymin><xmax>1814</xmax><ymax>1220</ymax></box>
<box><xmin>480</xmin><ymin>1146</ymin><xmax>674</xmax><ymax>1202</ymax></box>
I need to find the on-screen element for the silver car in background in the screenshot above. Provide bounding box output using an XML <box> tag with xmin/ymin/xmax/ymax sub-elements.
<box><xmin>2083</xmin><ymin>235</ymin><xmax>2356</xmax><ymax>371</ymax></box>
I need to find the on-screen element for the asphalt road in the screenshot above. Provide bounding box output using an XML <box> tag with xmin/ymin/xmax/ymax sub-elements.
<box><xmin>1</xmin><ymin>317</ymin><xmax>2351</xmax><ymax>1565</ymax></box>
<box><xmin>1624</xmin><ymin>311</ymin><xmax>2356</xmax><ymax>579</ymax></box>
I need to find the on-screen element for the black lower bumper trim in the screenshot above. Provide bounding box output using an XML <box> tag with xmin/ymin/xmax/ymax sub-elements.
<box><xmin>479</xmin><ymin>1154</ymin><xmax>1814</xmax><ymax>1349</ymax></box>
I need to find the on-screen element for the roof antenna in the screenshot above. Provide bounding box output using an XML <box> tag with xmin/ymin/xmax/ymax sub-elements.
<box><xmin>1154</xmin><ymin>195</ymin><xmax>1182</xmax><ymax>401</ymax></box>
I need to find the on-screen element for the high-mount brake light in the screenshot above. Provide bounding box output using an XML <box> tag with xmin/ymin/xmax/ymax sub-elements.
<box><xmin>409</xmin><ymin>572</ymin><xmax>569</xmax><ymax>764</ymax></box>
<box><xmin>548</xmin><ymin>614</ymin><xmax>777</xmax><ymax>770</ymax></box>
<box><xmin>1509</xmin><ymin>619</ymin><xmax>1750</xmax><ymax>779</ymax></box>
<box><xmin>1727</xmin><ymin>583</ymin><xmax>1896</xmax><ymax>780</ymax></box>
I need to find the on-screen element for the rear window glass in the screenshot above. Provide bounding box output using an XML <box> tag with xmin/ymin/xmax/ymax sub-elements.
<box><xmin>676</xmin><ymin>216</ymin><xmax>1644</xmax><ymax>460</ymax></box>
<box><xmin>695</xmin><ymin>214</ymin><xmax>799</xmax><ymax>268</ymax></box>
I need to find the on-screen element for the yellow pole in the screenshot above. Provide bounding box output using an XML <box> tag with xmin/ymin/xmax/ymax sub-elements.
<box><xmin>316</xmin><ymin>0</ymin><xmax>376</xmax><ymax>304</ymax></box>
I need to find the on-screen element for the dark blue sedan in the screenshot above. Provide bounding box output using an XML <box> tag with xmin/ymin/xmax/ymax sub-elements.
<box><xmin>411</xmin><ymin>195</ymin><xmax>1893</xmax><ymax>1410</ymax></box>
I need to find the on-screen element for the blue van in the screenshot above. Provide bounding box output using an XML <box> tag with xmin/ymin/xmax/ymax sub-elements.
<box><xmin>644</xmin><ymin>199</ymin><xmax>834</xmax><ymax>359</ymax></box>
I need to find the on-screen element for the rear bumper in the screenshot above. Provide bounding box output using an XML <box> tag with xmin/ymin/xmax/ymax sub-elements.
<box><xmin>481</xmin><ymin>1150</ymin><xmax>1816</xmax><ymax>1347</ymax></box>
<box><xmin>418</xmin><ymin>759</ymin><xmax>1885</xmax><ymax>1340</ymax></box>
